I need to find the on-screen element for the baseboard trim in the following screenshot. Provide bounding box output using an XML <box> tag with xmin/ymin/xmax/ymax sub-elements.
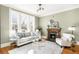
<box><xmin>1</xmin><ymin>42</ymin><xmax>11</xmax><ymax>48</ymax></box>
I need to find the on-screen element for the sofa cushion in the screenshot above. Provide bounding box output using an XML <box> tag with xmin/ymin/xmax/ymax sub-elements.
<box><xmin>17</xmin><ymin>32</ymin><xmax>31</xmax><ymax>38</ymax></box>
<box><xmin>17</xmin><ymin>32</ymin><xmax>23</xmax><ymax>38</ymax></box>
<box><xmin>24</xmin><ymin>32</ymin><xmax>31</xmax><ymax>37</ymax></box>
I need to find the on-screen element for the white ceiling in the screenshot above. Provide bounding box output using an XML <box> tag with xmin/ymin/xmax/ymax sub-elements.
<box><xmin>3</xmin><ymin>4</ymin><xmax>79</xmax><ymax>17</ymax></box>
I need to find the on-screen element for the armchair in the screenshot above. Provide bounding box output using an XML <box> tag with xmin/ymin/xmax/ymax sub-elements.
<box><xmin>56</xmin><ymin>33</ymin><xmax>75</xmax><ymax>47</ymax></box>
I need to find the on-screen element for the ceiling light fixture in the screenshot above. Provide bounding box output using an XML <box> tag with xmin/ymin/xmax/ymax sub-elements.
<box><xmin>37</xmin><ymin>4</ymin><xmax>44</xmax><ymax>12</ymax></box>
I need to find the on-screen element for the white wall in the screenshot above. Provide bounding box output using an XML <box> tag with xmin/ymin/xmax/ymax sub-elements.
<box><xmin>0</xmin><ymin>5</ymin><xmax>10</xmax><ymax>44</ymax></box>
<box><xmin>0</xmin><ymin>6</ymin><xmax>1</xmax><ymax>47</ymax></box>
<box><xmin>35</xmin><ymin>17</ymin><xmax>39</xmax><ymax>29</ymax></box>
<box><xmin>39</xmin><ymin>8</ymin><xmax>79</xmax><ymax>41</ymax></box>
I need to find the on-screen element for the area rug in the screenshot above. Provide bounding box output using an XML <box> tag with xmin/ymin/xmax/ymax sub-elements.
<box><xmin>9</xmin><ymin>41</ymin><xmax>63</xmax><ymax>54</ymax></box>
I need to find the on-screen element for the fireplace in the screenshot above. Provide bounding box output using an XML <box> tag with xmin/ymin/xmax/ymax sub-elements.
<box><xmin>49</xmin><ymin>32</ymin><xmax>56</xmax><ymax>42</ymax></box>
<box><xmin>47</xmin><ymin>28</ymin><xmax>61</xmax><ymax>42</ymax></box>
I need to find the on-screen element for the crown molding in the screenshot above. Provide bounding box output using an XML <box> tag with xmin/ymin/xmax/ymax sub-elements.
<box><xmin>39</xmin><ymin>6</ymin><xmax>79</xmax><ymax>17</ymax></box>
<box><xmin>1</xmin><ymin>4</ymin><xmax>79</xmax><ymax>18</ymax></box>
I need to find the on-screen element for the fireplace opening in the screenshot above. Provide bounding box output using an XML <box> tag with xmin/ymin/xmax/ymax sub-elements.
<box><xmin>49</xmin><ymin>32</ymin><xmax>56</xmax><ymax>42</ymax></box>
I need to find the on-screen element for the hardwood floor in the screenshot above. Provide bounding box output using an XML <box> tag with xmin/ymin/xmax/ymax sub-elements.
<box><xmin>0</xmin><ymin>43</ymin><xmax>17</xmax><ymax>54</ymax></box>
<box><xmin>62</xmin><ymin>45</ymin><xmax>79</xmax><ymax>54</ymax></box>
<box><xmin>0</xmin><ymin>46</ymin><xmax>10</xmax><ymax>54</ymax></box>
<box><xmin>0</xmin><ymin>44</ymin><xmax>79</xmax><ymax>54</ymax></box>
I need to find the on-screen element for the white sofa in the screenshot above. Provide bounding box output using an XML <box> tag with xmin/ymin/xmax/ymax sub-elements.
<box><xmin>17</xmin><ymin>36</ymin><xmax>31</xmax><ymax>46</ymax></box>
<box><xmin>56</xmin><ymin>33</ymin><xmax>75</xmax><ymax>47</ymax></box>
<box><xmin>16</xmin><ymin>36</ymin><xmax>41</xmax><ymax>46</ymax></box>
<box><xmin>16</xmin><ymin>32</ymin><xmax>41</xmax><ymax>46</ymax></box>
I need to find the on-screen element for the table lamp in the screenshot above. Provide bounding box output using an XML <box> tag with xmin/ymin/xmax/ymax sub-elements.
<box><xmin>68</xmin><ymin>26</ymin><xmax>76</xmax><ymax>52</ymax></box>
<box><xmin>68</xmin><ymin>26</ymin><xmax>76</xmax><ymax>34</ymax></box>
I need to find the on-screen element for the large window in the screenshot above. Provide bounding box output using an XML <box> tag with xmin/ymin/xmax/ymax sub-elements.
<box><xmin>9</xmin><ymin>9</ymin><xmax>35</xmax><ymax>37</ymax></box>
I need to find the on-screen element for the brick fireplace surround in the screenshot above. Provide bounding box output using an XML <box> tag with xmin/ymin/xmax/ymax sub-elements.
<box><xmin>47</xmin><ymin>28</ymin><xmax>61</xmax><ymax>42</ymax></box>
